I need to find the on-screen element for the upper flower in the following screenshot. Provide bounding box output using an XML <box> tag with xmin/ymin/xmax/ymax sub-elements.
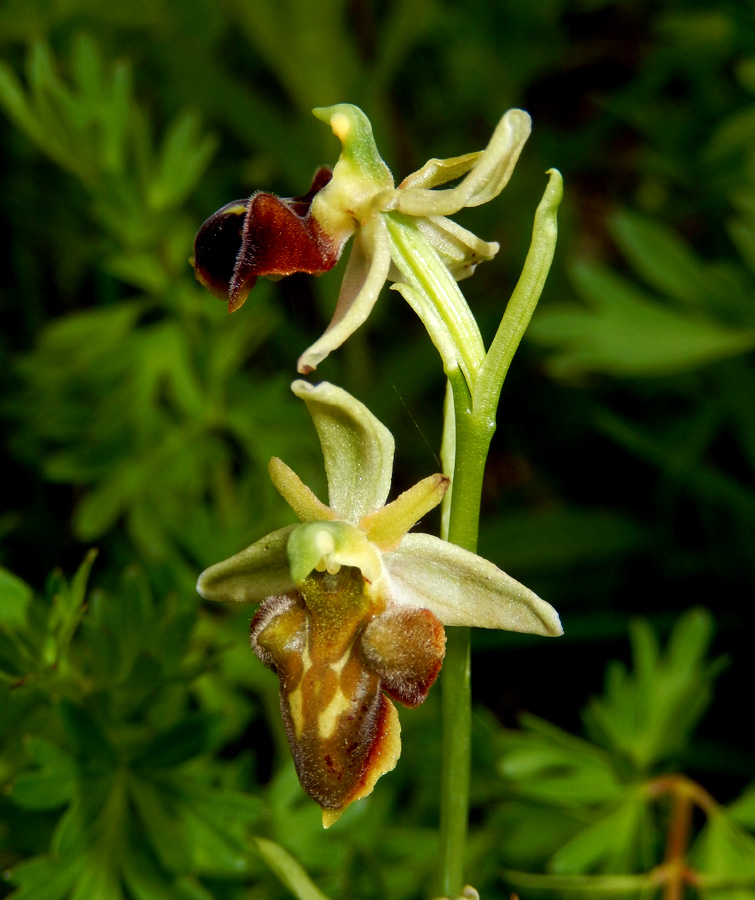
<box><xmin>197</xmin><ymin>380</ymin><xmax>561</xmax><ymax>825</ymax></box>
<box><xmin>192</xmin><ymin>104</ymin><xmax>532</xmax><ymax>374</ymax></box>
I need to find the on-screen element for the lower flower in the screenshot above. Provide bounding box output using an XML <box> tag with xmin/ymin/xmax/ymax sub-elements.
<box><xmin>197</xmin><ymin>380</ymin><xmax>562</xmax><ymax>825</ymax></box>
<box><xmin>251</xmin><ymin>565</ymin><xmax>445</xmax><ymax>826</ymax></box>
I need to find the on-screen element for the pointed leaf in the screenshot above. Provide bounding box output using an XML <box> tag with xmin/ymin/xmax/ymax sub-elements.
<box><xmin>254</xmin><ymin>837</ymin><xmax>332</xmax><ymax>900</ymax></box>
<box><xmin>0</xmin><ymin>567</ymin><xmax>32</xmax><ymax>627</ymax></box>
<box><xmin>610</xmin><ymin>211</ymin><xmax>709</xmax><ymax>307</ymax></box>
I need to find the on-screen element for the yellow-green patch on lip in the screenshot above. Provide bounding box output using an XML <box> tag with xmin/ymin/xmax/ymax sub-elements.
<box><xmin>288</xmin><ymin>520</ymin><xmax>384</xmax><ymax>586</ymax></box>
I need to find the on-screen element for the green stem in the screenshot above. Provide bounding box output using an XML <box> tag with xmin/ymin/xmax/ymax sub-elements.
<box><xmin>388</xmin><ymin>171</ymin><xmax>562</xmax><ymax>897</ymax></box>
<box><xmin>439</xmin><ymin>626</ymin><xmax>471</xmax><ymax>898</ymax></box>
<box><xmin>439</xmin><ymin>377</ymin><xmax>496</xmax><ymax>898</ymax></box>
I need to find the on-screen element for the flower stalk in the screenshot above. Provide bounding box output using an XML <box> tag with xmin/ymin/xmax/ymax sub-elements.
<box><xmin>400</xmin><ymin>169</ymin><xmax>563</xmax><ymax>895</ymax></box>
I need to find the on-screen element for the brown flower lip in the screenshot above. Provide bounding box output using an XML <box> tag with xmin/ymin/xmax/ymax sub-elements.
<box><xmin>192</xmin><ymin>167</ymin><xmax>338</xmax><ymax>313</ymax></box>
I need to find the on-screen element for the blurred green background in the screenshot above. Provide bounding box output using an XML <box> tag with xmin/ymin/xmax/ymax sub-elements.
<box><xmin>2</xmin><ymin>1</ymin><xmax>755</xmax><ymax>898</ymax></box>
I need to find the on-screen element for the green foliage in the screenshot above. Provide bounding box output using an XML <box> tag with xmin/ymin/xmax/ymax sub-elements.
<box><xmin>529</xmin><ymin>211</ymin><xmax>755</xmax><ymax>379</ymax></box>
<box><xmin>0</xmin><ymin>36</ymin><xmax>319</xmax><ymax>590</ymax></box>
<box><xmin>1</xmin><ymin>556</ymin><xmax>262</xmax><ymax>899</ymax></box>
<box><xmin>582</xmin><ymin>611</ymin><xmax>726</xmax><ymax>770</ymax></box>
<box><xmin>1</xmin><ymin>1</ymin><xmax>754</xmax><ymax>898</ymax></box>
<box><xmin>0</xmin><ymin>36</ymin><xmax>216</xmax><ymax>288</ymax></box>
<box><xmin>492</xmin><ymin>610</ymin><xmax>755</xmax><ymax>898</ymax></box>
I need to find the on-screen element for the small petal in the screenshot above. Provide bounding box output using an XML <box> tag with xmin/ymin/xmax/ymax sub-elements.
<box><xmin>399</xmin><ymin>151</ymin><xmax>482</xmax><ymax>191</ymax></box>
<box><xmin>385</xmin><ymin>533</ymin><xmax>563</xmax><ymax>636</ymax></box>
<box><xmin>297</xmin><ymin>215</ymin><xmax>392</xmax><ymax>374</ymax></box>
<box><xmin>268</xmin><ymin>457</ymin><xmax>336</xmax><ymax>523</ymax></box>
<box><xmin>196</xmin><ymin>525</ymin><xmax>296</xmax><ymax>603</ymax></box>
<box><xmin>360</xmin><ymin>473</ymin><xmax>449</xmax><ymax>551</ymax></box>
<box><xmin>386</xmin><ymin>109</ymin><xmax>532</xmax><ymax>217</ymax></box>
<box><xmin>291</xmin><ymin>380</ymin><xmax>394</xmax><ymax>520</ymax></box>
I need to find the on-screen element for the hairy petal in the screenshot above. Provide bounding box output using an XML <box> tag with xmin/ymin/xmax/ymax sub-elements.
<box><xmin>297</xmin><ymin>215</ymin><xmax>392</xmax><ymax>374</ymax></box>
<box><xmin>385</xmin><ymin>533</ymin><xmax>563</xmax><ymax>636</ymax></box>
<box><xmin>321</xmin><ymin>698</ymin><xmax>401</xmax><ymax>828</ymax></box>
<box><xmin>196</xmin><ymin>526</ymin><xmax>296</xmax><ymax>603</ymax></box>
<box><xmin>268</xmin><ymin>457</ymin><xmax>336</xmax><ymax>522</ymax></box>
<box><xmin>360</xmin><ymin>473</ymin><xmax>449</xmax><ymax>551</ymax></box>
<box><xmin>193</xmin><ymin>168</ymin><xmax>336</xmax><ymax>312</ymax></box>
<box><xmin>291</xmin><ymin>380</ymin><xmax>395</xmax><ymax>521</ymax></box>
<box><xmin>229</xmin><ymin>191</ymin><xmax>337</xmax><ymax>311</ymax></box>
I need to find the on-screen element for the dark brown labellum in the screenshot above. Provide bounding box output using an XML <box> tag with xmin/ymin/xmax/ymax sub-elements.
<box><xmin>249</xmin><ymin>572</ymin><xmax>445</xmax><ymax>817</ymax></box>
<box><xmin>192</xmin><ymin>167</ymin><xmax>338</xmax><ymax>312</ymax></box>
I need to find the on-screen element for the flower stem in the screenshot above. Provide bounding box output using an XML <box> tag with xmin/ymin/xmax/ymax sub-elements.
<box><xmin>439</xmin><ymin>377</ymin><xmax>495</xmax><ymax>897</ymax></box>
<box><xmin>427</xmin><ymin>171</ymin><xmax>561</xmax><ymax>896</ymax></box>
<box><xmin>439</xmin><ymin>625</ymin><xmax>471</xmax><ymax>898</ymax></box>
<box><xmin>437</xmin><ymin>175</ymin><xmax>561</xmax><ymax>895</ymax></box>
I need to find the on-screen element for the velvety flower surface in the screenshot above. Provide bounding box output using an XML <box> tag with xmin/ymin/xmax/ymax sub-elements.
<box><xmin>192</xmin><ymin>104</ymin><xmax>531</xmax><ymax>373</ymax></box>
<box><xmin>197</xmin><ymin>381</ymin><xmax>561</xmax><ymax>825</ymax></box>
<box><xmin>192</xmin><ymin>167</ymin><xmax>336</xmax><ymax>312</ymax></box>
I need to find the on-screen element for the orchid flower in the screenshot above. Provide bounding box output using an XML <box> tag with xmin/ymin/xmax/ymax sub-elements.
<box><xmin>197</xmin><ymin>380</ymin><xmax>561</xmax><ymax>826</ymax></box>
<box><xmin>192</xmin><ymin>104</ymin><xmax>532</xmax><ymax>376</ymax></box>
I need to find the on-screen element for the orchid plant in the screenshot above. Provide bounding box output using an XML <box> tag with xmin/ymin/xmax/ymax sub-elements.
<box><xmin>194</xmin><ymin>104</ymin><xmax>562</xmax><ymax>898</ymax></box>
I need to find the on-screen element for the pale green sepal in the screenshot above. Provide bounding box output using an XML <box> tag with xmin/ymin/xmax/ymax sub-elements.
<box><xmin>361</xmin><ymin>473</ymin><xmax>450</xmax><ymax>550</ymax></box>
<box><xmin>196</xmin><ymin>526</ymin><xmax>296</xmax><ymax>603</ymax></box>
<box><xmin>290</xmin><ymin>380</ymin><xmax>394</xmax><ymax>521</ymax></box>
<box><xmin>385</xmin><ymin>533</ymin><xmax>563</xmax><ymax>635</ymax></box>
<box><xmin>288</xmin><ymin>521</ymin><xmax>384</xmax><ymax>585</ymax></box>
<box><xmin>387</xmin><ymin>109</ymin><xmax>531</xmax><ymax>217</ymax></box>
<box><xmin>297</xmin><ymin>216</ymin><xmax>392</xmax><ymax>374</ymax></box>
